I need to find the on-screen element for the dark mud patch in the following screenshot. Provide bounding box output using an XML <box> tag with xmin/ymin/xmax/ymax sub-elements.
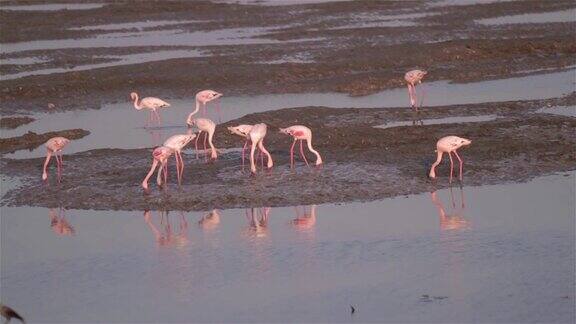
<box><xmin>0</xmin><ymin>116</ymin><xmax>34</xmax><ymax>129</ymax></box>
<box><xmin>0</xmin><ymin>128</ymin><xmax>89</xmax><ymax>154</ymax></box>
<box><xmin>2</xmin><ymin>96</ymin><xmax>574</xmax><ymax>211</ymax></box>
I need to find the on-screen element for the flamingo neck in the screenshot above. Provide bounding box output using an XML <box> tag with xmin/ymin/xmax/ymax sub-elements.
<box><xmin>133</xmin><ymin>94</ymin><xmax>143</xmax><ymax>110</ymax></box>
<box><xmin>191</xmin><ymin>99</ymin><xmax>201</xmax><ymax>116</ymax></box>
<box><xmin>306</xmin><ymin>140</ymin><xmax>323</xmax><ymax>165</ymax></box>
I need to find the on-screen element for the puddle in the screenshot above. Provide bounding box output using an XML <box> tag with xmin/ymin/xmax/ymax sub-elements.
<box><xmin>536</xmin><ymin>105</ymin><xmax>576</xmax><ymax>117</ymax></box>
<box><xmin>213</xmin><ymin>0</ymin><xmax>353</xmax><ymax>5</ymax></box>
<box><xmin>0</xmin><ymin>3</ymin><xmax>105</xmax><ymax>11</ymax></box>
<box><xmin>428</xmin><ymin>0</ymin><xmax>519</xmax><ymax>7</ymax></box>
<box><xmin>478</xmin><ymin>9</ymin><xmax>576</xmax><ymax>25</ymax></box>
<box><xmin>69</xmin><ymin>20</ymin><xmax>204</xmax><ymax>31</ymax></box>
<box><xmin>374</xmin><ymin>115</ymin><xmax>498</xmax><ymax>129</ymax></box>
<box><xmin>0</xmin><ymin>26</ymin><xmax>317</xmax><ymax>55</ymax></box>
<box><xmin>330</xmin><ymin>12</ymin><xmax>433</xmax><ymax>29</ymax></box>
<box><xmin>4</xmin><ymin>68</ymin><xmax>574</xmax><ymax>159</ymax></box>
<box><xmin>2</xmin><ymin>50</ymin><xmax>204</xmax><ymax>80</ymax></box>
<box><xmin>1</xmin><ymin>172</ymin><xmax>574</xmax><ymax>322</ymax></box>
<box><xmin>1</xmin><ymin>56</ymin><xmax>48</xmax><ymax>65</ymax></box>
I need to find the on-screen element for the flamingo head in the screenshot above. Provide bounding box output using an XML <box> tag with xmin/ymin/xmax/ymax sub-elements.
<box><xmin>458</xmin><ymin>137</ymin><xmax>472</xmax><ymax>147</ymax></box>
<box><xmin>279</xmin><ymin>127</ymin><xmax>291</xmax><ymax>135</ymax></box>
<box><xmin>130</xmin><ymin>92</ymin><xmax>138</xmax><ymax>100</ymax></box>
<box><xmin>196</xmin><ymin>90</ymin><xmax>223</xmax><ymax>104</ymax></box>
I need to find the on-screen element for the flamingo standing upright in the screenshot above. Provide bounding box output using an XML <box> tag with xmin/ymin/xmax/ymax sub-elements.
<box><xmin>186</xmin><ymin>113</ymin><xmax>217</xmax><ymax>160</ymax></box>
<box><xmin>279</xmin><ymin>125</ymin><xmax>323</xmax><ymax>168</ymax></box>
<box><xmin>429</xmin><ymin>136</ymin><xmax>472</xmax><ymax>183</ymax></box>
<box><xmin>227</xmin><ymin>124</ymin><xmax>254</xmax><ymax>168</ymax></box>
<box><xmin>42</xmin><ymin>136</ymin><xmax>70</xmax><ymax>182</ymax></box>
<box><xmin>248</xmin><ymin>123</ymin><xmax>274</xmax><ymax>174</ymax></box>
<box><xmin>142</xmin><ymin>146</ymin><xmax>174</xmax><ymax>190</ymax></box>
<box><xmin>405</xmin><ymin>69</ymin><xmax>427</xmax><ymax>110</ymax></box>
<box><xmin>130</xmin><ymin>92</ymin><xmax>171</xmax><ymax>126</ymax></box>
<box><xmin>163</xmin><ymin>130</ymin><xmax>197</xmax><ymax>185</ymax></box>
<box><xmin>195</xmin><ymin>89</ymin><xmax>223</xmax><ymax>118</ymax></box>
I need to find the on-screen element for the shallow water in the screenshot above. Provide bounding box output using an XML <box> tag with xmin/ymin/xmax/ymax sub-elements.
<box><xmin>428</xmin><ymin>0</ymin><xmax>519</xmax><ymax>7</ymax></box>
<box><xmin>0</xmin><ymin>3</ymin><xmax>104</xmax><ymax>11</ymax></box>
<box><xmin>4</xmin><ymin>68</ymin><xmax>574</xmax><ymax>159</ymax></box>
<box><xmin>374</xmin><ymin>115</ymin><xmax>498</xmax><ymax>129</ymax></box>
<box><xmin>1</xmin><ymin>172</ymin><xmax>574</xmax><ymax>323</ymax></box>
<box><xmin>478</xmin><ymin>9</ymin><xmax>576</xmax><ymax>25</ymax></box>
<box><xmin>69</xmin><ymin>20</ymin><xmax>204</xmax><ymax>31</ymax></box>
<box><xmin>536</xmin><ymin>105</ymin><xmax>576</xmax><ymax>117</ymax></box>
<box><xmin>0</xmin><ymin>56</ymin><xmax>48</xmax><ymax>65</ymax></box>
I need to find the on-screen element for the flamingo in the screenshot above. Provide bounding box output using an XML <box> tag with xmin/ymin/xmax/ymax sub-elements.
<box><xmin>130</xmin><ymin>92</ymin><xmax>170</xmax><ymax>126</ymax></box>
<box><xmin>248</xmin><ymin>123</ymin><xmax>274</xmax><ymax>174</ymax></box>
<box><xmin>163</xmin><ymin>130</ymin><xmax>197</xmax><ymax>185</ymax></box>
<box><xmin>195</xmin><ymin>89</ymin><xmax>223</xmax><ymax>117</ymax></box>
<box><xmin>279</xmin><ymin>125</ymin><xmax>323</xmax><ymax>168</ymax></box>
<box><xmin>429</xmin><ymin>136</ymin><xmax>472</xmax><ymax>183</ymax></box>
<box><xmin>142</xmin><ymin>146</ymin><xmax>174</xmax><ymax>190</ymax></box>
<box><xmin>227</xmin><ymin>124</ymin><xmax>254</xmax><ymax>168</ymax></box>
<box><xmin>42</xmin><ymin>136</ymin><xmax>70</xmax><ymax>183</ymax></box>
<box><xmin>405</xmin><ymin>69</ymin><xmax>427</xmax><ymax>110</ymax></box>
<box><xmin>186</xmin><ymin>113</ymin><xmax>217</xmax><ymax>160</ymax></box>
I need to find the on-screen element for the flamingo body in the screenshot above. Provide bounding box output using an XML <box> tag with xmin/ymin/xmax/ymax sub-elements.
<box><xmin>248</xmin><ymin>123</ymin><xmax>273</xmax><ymax>173</ymax></box>
<box><xmin>228</xmin><ymin>124</ymin><xmax>254</xmax><ymax>168</ymax></box>
<box><xmin>131</xmin><ymin>92</ymin><xmax>170</xmax><ymax>126</ymax></box>
<box><xmin>142</xmin><ymin>146</ymin><xmax>174</xmax><ymax>190</ymax></box>
<box><xmin>187</xmin><ymin>114</ymin><xmax>218</xmax><ymax>160</ymax></box>
<box><xmin>42</xmin><ymin>136</ymin><xmax>70</xmax><ymax>182</ymax></box>
<box><xmin>429</xmin><ymin>136</ymin><xmax>471</xmax><ymax>183</ymax></box>
<box><xmin>279</xmin><ymin>125</ymin><xmax>323</xmax><ymax>167</ymax></box>
<box><xmin>404</xmin><ymin>69</ymin><xmax>427</xmax><ymax>110</ymax></box>
<box><xmin>163</xmin><ymin>132</ymin><xmax>196</xmax><ymax>185</ymax></box>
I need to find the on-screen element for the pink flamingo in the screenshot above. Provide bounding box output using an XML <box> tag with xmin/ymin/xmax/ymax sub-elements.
<box><xmin>42</xmin><ymin>136</ymin><xmax>70</xmax><ymax>182</ymax></box>
<box><xmin>186</xmin><ymin>113</ymin><xmax>218</xmax><ymax>160</ymax></box>
<box><xmin>429</xmin><ymin>136</ymin><xmax>472</xmax><ymax>183</ymax></box>
<box><xmin>195</xmin><ymin>89</ymin><xmax>223</xmax><ymax>117</ymax></box>
<box><xmin>405</xmin><ymin>69</ymin><xmax>427</xmax><ymax>110</ymax></box>
<box><xmin>279</xmin><ymin>125</ymin><xmax>323</xmax><ymax>168</ymax></box>
<box><xmin>227</xmin><ymin>124</ymin><xmax>254</xmax><ymax>168</ymax></box>
<box><xmin>248</xmin><ymin>123</ymin><xmax>274</xmax><ymax>174</ymax></box>
<box><xmin>130</xmin><ymin>92</ymin><xmax>171</xmax><ymax>126</ymax></box>
<box><xmin>163</xmin><ymin>130</ymin><xmax>196</xmax><ymax>185</ymax></box>
<box><xmin>142</xmin><ymin>146</ymin><xmax>174</xmax><ymax>190</ymax></box>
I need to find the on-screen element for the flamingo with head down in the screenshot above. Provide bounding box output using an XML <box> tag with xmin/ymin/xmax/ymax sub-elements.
<box><xmin>227</xmin><ymin>124</ymin><xmax>254</xmax><ymax>168</ymax></box>
<box><xmin>429</xmin><ymin>135</ymin><xmax>472</xmax><ymax>183</ymax></box>
<box><xmin>248</xmin><ymin>123</ymin><xmax>274</xmax><ymax>174</ymax></box>
<box><xmin>186</xmin><ymin>114</ymin><xmax>217</xmax><ymax>160</ymax></box>
<box><xmin>142</xmin><ymin>146</ymin><xmax>174</xmax><ymax>190</ymax></box>
<box><xmin>163</xmin><ymin>130</ymin><xmax>197</xmax><ymax>185</ymax></box>
<box><xmin>279</xmin><ymin>125</ymin><xmax>323</xmax><ymax>168</ymax></box>
<box><xmin>404</xmin><ymin>69</ymin><xmax>427</xmax><ymax>110</ymax></box>
<box><xmin>42</xmin><ymin>136</ymin><xmax>70</xmax><ymax>183</ymax></box>
<box><xmin>130</xmin><ymin>92</ymin><xmax>170</xmax><ymax>126</ymax></box>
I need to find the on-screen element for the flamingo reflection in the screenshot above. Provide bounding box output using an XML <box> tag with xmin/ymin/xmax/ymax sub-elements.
<box><xmin>144</xmin><ymin>210</ymin><xmax>190</xmax><ymax>248</ymax></box>
<box><xmin>198</xmin><ymin>209</ymin><xmax>221</xmax><ymax>231</ymax></box>
<box><xmin>245</xmin><ymin>207</ymin><xmax>271</xmax><ymax>238</ymax></box>
<box><xmin>49</xmin><ymin>208</ymin><xmax>75</xmax><ymax>236</ymax></box>
<box><xmin>431</xmin><ymin>187</ymin><xmax>470</xmax><ymax>231</ymax></box>
<box><xmin>291</xmin><ymin>205</ymin><xmax>317</xmax><ymax>231</ymax></box>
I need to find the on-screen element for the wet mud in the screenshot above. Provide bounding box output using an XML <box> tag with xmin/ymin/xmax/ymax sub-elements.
<box><xmin>2</xmin><ymin>95</ymin><xmax>574</xmax><ymax>210</ymax></box>
<box><xmin>1</xmin><ymin>0</ymin><xmax>575</xmax><ymax>114</ymax></box>
<box><xmin>0</xmin><ymin>128</ymin><xmax>89</xmax><ymax>154</ymax></box>
<box><xmin>0</xmin><ymin>116</ymin><xmax>35</xmax><ymax>129</ymax></box>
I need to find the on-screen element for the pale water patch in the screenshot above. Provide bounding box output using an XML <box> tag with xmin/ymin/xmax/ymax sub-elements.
<box><xmin>374</xmin><ymin>115</ymin><xmax>498</xmax><ymax>129</ymax></box>
<box><xmin>429</xmin><ymin>0</ymin><xmax>519</xmax><ymax>7</ymax></box>
<box><xmin>0</xmin><ymin>3</ymin><xmax>104</xmax><ymax>11</ymax></box>
<box><xmin>536</xmin><ymin>105</ymin><xmax>576</xmax><ymax>117</ymax></box>
<box><xmin>1</xmin><ymin>172</ymin><xmax>574</xmax><ymax>322</ymax></box>
<box><xmin>69</xmin><ymin>20</ymin><xmax>205</xmax><ymax>31</ymax></box>
<box><xmin>478</xmin><ymin>9</ymin><xmax>576</xmax><ymax>25</ymax></box>
<box><xmin>3</xmin><ymin>69</ymin><xmax>574</xmax><ymax>159</ymax></box>
<box><xmin>1</xmin><ymin>56</ymin><xmax>48</xmax><ymax>65</ymax></box>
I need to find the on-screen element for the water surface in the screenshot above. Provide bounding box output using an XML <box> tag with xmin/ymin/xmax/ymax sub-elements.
<box><xmin>1</xmin><ymin>172</ymin><xmax>574</xmax><ymax>322</ymax></box>
<box><xmin>478</xmin><ymin>9</ymin><xmax>576</xmax><ymax>25</ymax></box>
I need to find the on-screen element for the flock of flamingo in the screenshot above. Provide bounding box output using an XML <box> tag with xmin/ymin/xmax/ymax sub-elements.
<box><xmin>41</xmin><ymin>69</ymin><xmax>472</xmax><ymax>190</ymax></box>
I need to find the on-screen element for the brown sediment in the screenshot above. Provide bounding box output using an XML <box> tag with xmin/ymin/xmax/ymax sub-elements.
<box><xmin>0</xmin><ymin>129</ymin><xmax>90</xmax><ymax>154</ymax></box>
<box><xmin>1</xmin><ymin>94</ymin><xmax>574</xmax><ymax>211</ymax></box>
<box><xmin>0</xmin><ymin>116</ymin><xmax>35</xmax><ymax>129</ymax></box>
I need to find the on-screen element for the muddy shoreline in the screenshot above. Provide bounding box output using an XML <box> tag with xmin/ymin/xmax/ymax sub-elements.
<box><xmin>1</xmin><ymin>0</ymin><xmax>574</xmax><ymax>115</ymax></box>
<box><xmin>2</xmin><ymin>95</ymin><xmax>574</xmax><ymax>211</ymax></box>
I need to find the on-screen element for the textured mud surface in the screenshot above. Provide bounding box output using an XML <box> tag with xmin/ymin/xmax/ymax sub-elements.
<box><xmin>0</xmin><ymin>129</ymin><xmax>90</xmax><ymax>154</ymax></box>
<box><xmin>1</xmin><ymin>0</ymin><xmax>575</xmax><ymax>114</ymax></box>
<box><xmin>0</xmin><ymin>116</ymin><xmax>35</xmax><ymax>129</ymax></box>
<box><xmin>2</xmin><ymin>94</ymin><xmax>574</xmax><ymax>210</ymax></box>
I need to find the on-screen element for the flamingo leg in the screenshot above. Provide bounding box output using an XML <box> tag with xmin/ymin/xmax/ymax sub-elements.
<box><xmin>203</xmin><ymin>131</ymin><xmax>208</xmax><ymax>153</ymax></box>
<box><xmin>195</xmin><ymin>131</ymin><xmax>201</xmax><ymax>159</ymax></box>
<box><xmin>453</xmin><ymin>150</ymin><xmax>464</xmax><ymax>181</ymax></box>
<box><xmin>418</xmin><ymin>82</ymin><xmax>426</xmax><ymax>108</ymax></box>
<box><xmin>290</xmin><ymin>139</ymin><xmax>296</xmax><ymax>168</ymax></box>
<box><xmin>178</xmin><ymin>152</ymin><xmax>185</xmax><ymax>184</ymax></box>
<box><xmin>448</xmin><ymin>151</ymin><xmax>454</xmax><ymax>184</ymax></box>
<box><xmin>154</xmin><ymin>110</ymin><xmax>162</xmax><ymax>126</ymax></box>
<box><xmin>174</xmin><ymin>154</ymin><xmax>181</xmax><ymax>185</ymax></box>
<box><xmin>55</xmin><ymin>153</ymin><xmax>62</xmax><ymax>182</ymax></box>
<box><xmin>299</xmin><ymin>140</ymin><xmax>310</xmax><ymax>167</ymax></box>
<box><xmin>42</xmin><ymin>151</ymin><xmax>53</xmax><ymax>181</ymax></box>
<box><xmin>242</xmin><ymin>140</ymin><xmax>248</xmax><ymax>170</ymax></box>
<box><xmin>407</xmin><ymin>84</ymin><xmax>414</xmax><ymax>108</ymax></box>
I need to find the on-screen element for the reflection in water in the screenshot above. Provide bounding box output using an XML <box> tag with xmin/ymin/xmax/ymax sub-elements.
<box><xmin>291</xmin><ymin>205</ymin><xmax>317</xmax><ymax>232</ymax></box>
<box><xmin>48</xmin><ymin>208</ymin><xmax>75</xmax><ymax>236</ymax></box>
<box><xmin>431</xmin><ymin>187</ymin><xmax>470</xmax><ymax>231</ymax></box>
<box><xmin>144</xmin><ymin>210</ymin><xmax>190</xmax><ymax>248</ymax></box>
<box><xmin>244</xmin><ymin>207</ymin><xmax>271</xmax><ymax>239</ymax></box>
<box><xmin>198</xmin><ymin>209</ymin><xmax>221</xmax><ymax>231</ymax></box>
